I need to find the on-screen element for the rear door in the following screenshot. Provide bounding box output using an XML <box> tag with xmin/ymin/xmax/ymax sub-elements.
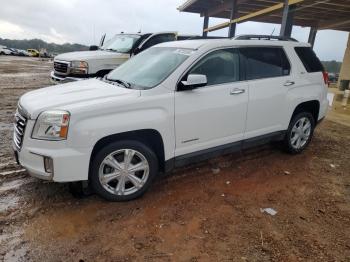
<box><xmin>240</xmin><ymin>47</ymin><xmax>292</xmax><ymax>139</ymax></box>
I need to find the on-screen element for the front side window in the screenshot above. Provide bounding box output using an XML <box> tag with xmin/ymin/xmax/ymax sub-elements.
<box><xmin>240</xmin><ymin>47</ymin><xmax>290</xmax><ymax>80</ymax></box>
<box><xmin>187</xmin><ymin>49</ymin><xmax>240</xmax><ymax>86</ymax></box>
<box><xmin>101</xmin><ymin>34</ymin><xmax>141</xmax><ymax>53</ymax></box>
<box><xmin>107</xmin><ymin>47</ymin><xmax>191</xmax><ymax>89</ymax></box>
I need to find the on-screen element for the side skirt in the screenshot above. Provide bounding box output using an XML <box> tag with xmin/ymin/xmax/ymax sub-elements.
<box><xmin>165</xmin><ymin>131</ymin><xmax>286</xmax><ymax>172</ymax></box>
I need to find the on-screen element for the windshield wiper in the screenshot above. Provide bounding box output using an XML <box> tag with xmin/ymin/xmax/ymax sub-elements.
<box><xmin>106</xmin><ymin>78</ymin><xmax>131</xmax><ymax>88</ymax></box>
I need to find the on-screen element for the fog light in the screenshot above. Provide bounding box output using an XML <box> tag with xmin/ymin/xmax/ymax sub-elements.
<box><xmin>44</xmin><ymin>157</ymin><xmax>53</xmax><ymax>173</ymax></box>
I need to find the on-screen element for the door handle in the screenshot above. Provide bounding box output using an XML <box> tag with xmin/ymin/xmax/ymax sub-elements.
<box><xmin>284</xmin><ymin>81</ymin><xmax>295</xmax><ymax>86</ymax></box>
<box><xmin>230</xmin><ymin>88</ymin><xmax>245</xmax><ymax>95</ymax></box>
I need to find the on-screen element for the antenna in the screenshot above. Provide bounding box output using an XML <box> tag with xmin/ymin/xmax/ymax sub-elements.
<box><xmin>93</xmin><ymin>24</ymin><xmax>96</xmax><ymax>45</ymax></box>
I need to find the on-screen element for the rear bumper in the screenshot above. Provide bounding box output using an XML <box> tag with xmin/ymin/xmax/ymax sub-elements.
<box><xmin>319</xmin><ymin>98</ymin><xmax>329</xmax><ymax>121</ymax></box>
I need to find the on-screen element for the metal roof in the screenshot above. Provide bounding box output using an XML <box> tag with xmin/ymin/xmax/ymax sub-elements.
<box><xmin>178</xmin><ymin>0</ymin><xmax>350</xmax><ymax>32</ymax></box>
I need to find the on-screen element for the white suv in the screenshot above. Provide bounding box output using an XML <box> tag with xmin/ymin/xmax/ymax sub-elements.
<box><xmin>14</xmin><ymin>36</ymin><xmax>328</xmax><ymax>201</ymax></box>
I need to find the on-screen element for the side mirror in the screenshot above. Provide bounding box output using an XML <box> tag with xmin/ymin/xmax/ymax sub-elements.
<box><xmin>132</xmin><ymin>47</ymin><xmax>141</xmax><ymax>56</ymax></box>
<box><xmin>179</xmin><ymin>74</ymin><xmax>207</xmax><ymax>91</ymax></box>
<box><xmin>89</xmin><ymin>45</ymin><xmax>99</xmax><ymax>51</ymax></box>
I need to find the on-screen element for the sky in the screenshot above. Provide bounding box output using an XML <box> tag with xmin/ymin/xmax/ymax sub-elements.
<box><xmin>0</xmin><ymin>0</ymin><xmax>349</xmax><ymax>61</ymax></box>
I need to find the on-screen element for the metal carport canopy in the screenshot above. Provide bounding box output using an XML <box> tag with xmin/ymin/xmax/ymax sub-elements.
<box><xmin>178</xmin><ymin>0</ymin><xmax>350</xmax><ymax>33</ymax></box>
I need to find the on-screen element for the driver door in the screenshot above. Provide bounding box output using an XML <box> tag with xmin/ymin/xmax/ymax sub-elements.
<box><xmin>174</xmin><ymin>48</ymin><xmax>248</xmax><ymax>157</ymax></box>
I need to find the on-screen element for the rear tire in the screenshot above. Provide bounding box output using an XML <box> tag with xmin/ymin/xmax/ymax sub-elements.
<box><xmin>90</xmin><ymin>140</ymin><xmax>158</xmax><ymax>201</ymax></box>
<box><xmin>283</xmin><ymin>112</ymin><xmax>315</xmax><ymax>154</ymax></box>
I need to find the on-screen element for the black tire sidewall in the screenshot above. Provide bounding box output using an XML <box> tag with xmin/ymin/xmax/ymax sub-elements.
<box><xmin>89</xmin><ymin>140</ymin><xmax>158</xmax><ymax>201</ymax></box>
<box><xmin>285</xmin><ymin>112</ymin><xmax>315</xmax><ymax>154</ymax></box>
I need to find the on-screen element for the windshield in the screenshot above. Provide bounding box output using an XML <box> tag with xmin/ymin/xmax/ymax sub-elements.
<box><xmin>101</xmin><ymin>34</ymin><xmax>140</xmax><ymax>53</ymax></box>
<box><xmin>107</xmin><ymin>47</ymin><xmax>192</xmax><ymax>89</ymax></box>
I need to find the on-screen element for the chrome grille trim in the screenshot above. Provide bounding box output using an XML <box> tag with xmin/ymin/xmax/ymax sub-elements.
<box><xmin>54</xmin><ymin>61</ymin><xmax>69</xmax><ymax>74</ymax></box>
<box><xmin>13</xmin><ymin>110</ymin><xmax>27</xmax><ymax>151</ymax></box>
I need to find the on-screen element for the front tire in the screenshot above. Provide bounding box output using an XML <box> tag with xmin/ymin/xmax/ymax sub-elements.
<box><xmin>284</xmin><ymin>112</ymin><xmax>315</xmax><ymax>154</ymax></box>
<box><xmin>90</xmin><ymin>140</ymin><xmax>158</xmax><ymax>201</ymax></box>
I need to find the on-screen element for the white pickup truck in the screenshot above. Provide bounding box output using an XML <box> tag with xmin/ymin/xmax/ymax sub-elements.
<box><xmin>15</xmin><ymin>36</ymin><xmax>328</xmax><ymax>201</ymax></box>
<box><xmin>50</xmin><ymin>32</ymin><xmax>177</xmax><ymax>83</ymax></box>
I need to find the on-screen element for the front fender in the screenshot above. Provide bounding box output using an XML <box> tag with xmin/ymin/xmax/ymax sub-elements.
<box><xmin>67</xmin><ymin>98</ymin><xmax>175</xmax><ymax>161</ymax></box>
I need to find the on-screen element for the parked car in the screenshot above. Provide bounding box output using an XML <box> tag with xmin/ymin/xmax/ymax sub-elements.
<box><xmin>39</xmin><ymin>48</ymin><xmax>50</xmax><ymax>58</ymax></box>
<box><xmin>50</xmin><ymin>32</ymin><xmax>177</xmax><ymax>83</ymax></box>
<box><xmin>27</xmin><ymin>49</ymin><xmax>40</xmax><ymax>57</ymax></box>
<box><xmin>0</xmin><ymin>46</ymin><xmax>14</xmax><ymax>55</ymax></box>
<box><xmin>9</xmin><ymin>48</ymin><xmax>20</xmax><ymax>55</ymax></box>
<box><xmin>17</xmin><ymin>49</ymin><xmax>32</xmax><ymax>56</ymax></box>
<box><xmin>328</xmin><ymin>73</ymin><xmax>339</xmax><ymax>83</ymax></box>
<box><xmin>14</xmin><ymin>36</ymin><xmax>328</xmax><ymax>201</ymax></box>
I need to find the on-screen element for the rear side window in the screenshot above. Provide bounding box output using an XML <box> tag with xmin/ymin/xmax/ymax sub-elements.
<box><xmin>240</xmin><ymin>47</ymin><xmax>291</xmax><ymax>80</ymax></box>
<box><xmin>294</xmin><ymin>47</ymin><xmax>324</xmax><ymax>73</ymax></box>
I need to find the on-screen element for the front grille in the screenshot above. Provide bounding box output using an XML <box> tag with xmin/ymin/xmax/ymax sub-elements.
<box><xmin>13</xmin><ymin>110</ymin><xmax>27</xmax><ymax>151</ymax></box>
<box><xmin>54</xmin><ymin>61</ymin><xmax>69</xmax><ymax>74</ymax></box>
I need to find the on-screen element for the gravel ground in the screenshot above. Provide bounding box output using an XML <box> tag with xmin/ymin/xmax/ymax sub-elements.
<box><xmin>0</xmin><ymin>56</ymin><xmax>349</xmax><ymax>262</ymax></box>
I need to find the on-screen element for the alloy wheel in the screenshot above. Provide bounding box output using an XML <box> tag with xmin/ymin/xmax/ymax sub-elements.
<box><xmin>98</xmin><ymin>149</ymin><xmax>150</xmax><ymax>196</ymax></box>
<box><xmin>290</xmin><ymin>117</ymin><xmax>312</xmax><ymax>150</ymax></box>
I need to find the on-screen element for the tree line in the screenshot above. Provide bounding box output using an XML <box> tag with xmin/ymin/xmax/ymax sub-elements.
<box><xmin>322</xmin><ymin>60</ymin><xmax>342</xmax><ymax>74</ymax></box>
<box><xmin>0</xmin><ymin>38</ymin><xmax>88</xmax><ymax>54</ymax></box>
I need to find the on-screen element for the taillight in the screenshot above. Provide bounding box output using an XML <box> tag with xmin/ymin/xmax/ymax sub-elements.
<box><xmin>322</xmin><ymin>71</ymin><xmax>329</xmax><ymax>85</ymax></box>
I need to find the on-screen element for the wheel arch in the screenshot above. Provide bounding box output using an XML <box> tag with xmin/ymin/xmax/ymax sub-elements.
<box><xmin>290</xmin><ymin>100</ymin><xmax>320</xmax><ymax>124</ymax></box>
<box><xmin>89</xmin><ymin>129</ymin><xmax>166</xmax><ymax>173</ymax></box>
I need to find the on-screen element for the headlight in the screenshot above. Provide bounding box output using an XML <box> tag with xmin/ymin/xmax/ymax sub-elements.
<box><xmin>32</xmin><ymin>110</ymin><xmax>70</xmax><ymax>140</ymax></box>
<box><xmin>70</xmin><ymin>61</ymin><xmax>88</xmax><ymax>74</ymax></box>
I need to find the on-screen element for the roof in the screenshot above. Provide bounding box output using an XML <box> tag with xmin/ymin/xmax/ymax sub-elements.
<box><xmin>157</xmin><ymin>38</ymin><xmax>310</xmax><ymax>50</ymax></box>
<box><xmin>178</xmin><ymin>0</ymin><xmax>350</xmax><ymax>32</ymax></box>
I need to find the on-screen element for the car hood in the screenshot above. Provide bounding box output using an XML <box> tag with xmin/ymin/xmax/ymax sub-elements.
<box><xmin>54</xmin><ymin>50</ymin><xmax>129</xmax><ymax>61</ymax></box>
<box><xmin>19</xmin><ymin>79</ymin><xmax>140</xmax><ymax>119</ymax></box>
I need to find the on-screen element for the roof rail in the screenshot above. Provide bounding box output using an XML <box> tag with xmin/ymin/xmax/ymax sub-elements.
<box><xmin>234</xmin><ymin>35</ymin><xmax>298</xmax><ymax>42</ymax></box>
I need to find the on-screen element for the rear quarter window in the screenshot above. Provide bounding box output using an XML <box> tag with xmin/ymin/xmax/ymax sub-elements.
<box><xmin>294</xmin><ymin>47</ymin><xmax>324</xmax><ymax>73</ymax></box>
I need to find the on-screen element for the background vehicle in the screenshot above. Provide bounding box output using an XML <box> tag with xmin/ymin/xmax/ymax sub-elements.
<box><xmin>27</xmin><ymin>49</ymin><xmax>40</xmax><ymax>57</ymax></box>
<box><xmin>39</xmin><ymin>48</ymin><xmax>51</xmax><ymax>58</ymax></box>
<box><xmin>8</xmin><ymin>48</ymin><xmax>20</xmax><ymax>55</ymax></box>
<box><xmin>0</xmin><ymin>46</ymin><xmax>14</xmax><ymax>55</ymax></box>
<box><xmin>14</xmin><ymin>36</ymin><xmax>328</xmax><ymax>201</ymax></box>
<box><xmin>50</xmin><ymin>32</ymin><xmax>177</xmax><ymax>83</ymax></box>
<box><xmin>17</xmin><ymin>49</ymin><xmax>32</xmax><ymax>56</ymax></box>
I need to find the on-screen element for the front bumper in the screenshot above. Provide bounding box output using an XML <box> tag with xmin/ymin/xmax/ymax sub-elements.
<box><xmin>14</xmin><ymin>120</ymin><xmax>91</xmax><ymax>182</ymax></box>
<box><xmin>50</xmin><ymin>71</ymin><xmax>85</xmax><ymax>84</ymax></box>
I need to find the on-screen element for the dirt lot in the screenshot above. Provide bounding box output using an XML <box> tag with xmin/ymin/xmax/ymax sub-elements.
<box><xmin>0</xmin><ymin>56</ymin><xmax>349</xmax><ymax>262</ymax></box>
